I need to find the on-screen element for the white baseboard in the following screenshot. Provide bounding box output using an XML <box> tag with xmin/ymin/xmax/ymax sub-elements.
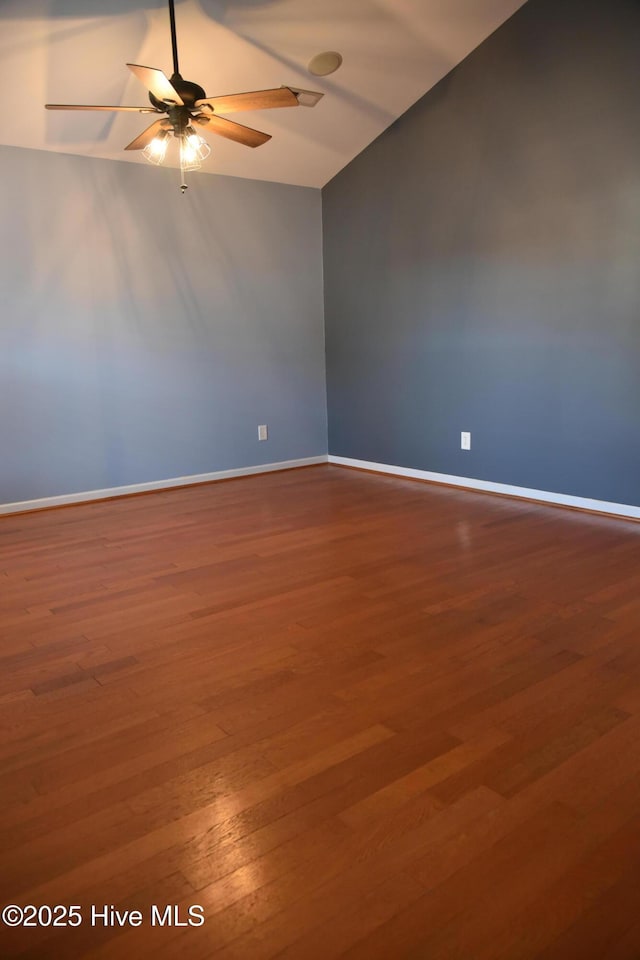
<box><xmin>4</xmin><ymin>453</ymin><xmax>639</xmax><ymax>522</ymax></box>
<box><xmin>0</xmin><ymin>456</ymin><xmax>327</xmax><ymax>516</ymax></box>
<box><xmin>328</xmin><ymin>455</ymin><xmax>640</xmax><ymax>521</ymax></box>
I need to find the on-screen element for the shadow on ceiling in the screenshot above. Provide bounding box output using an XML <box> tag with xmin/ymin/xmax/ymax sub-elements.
<box><xmin>0</xmin><ymin>0</ymin><xmax>277</xmax><ymax>17</ymax></box>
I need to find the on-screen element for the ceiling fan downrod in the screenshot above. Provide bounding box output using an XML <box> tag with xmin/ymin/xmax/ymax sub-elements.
<box><xmin>168</xmin><ymin>0</ymin><xmax>180</xmax><ymax>80</ymax></box>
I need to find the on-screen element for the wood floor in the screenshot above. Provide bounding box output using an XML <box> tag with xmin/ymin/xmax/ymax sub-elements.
<box><xmin>2</xmin><ymin>465</ymin><xmax>640</xmax><ymax>958</ymax></box>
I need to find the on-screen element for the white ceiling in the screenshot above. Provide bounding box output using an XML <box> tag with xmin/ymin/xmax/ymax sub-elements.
<box><xmin>0</xmin><ymin>0</ymin><xmax>527</xmax><ymax>188</ymax></box>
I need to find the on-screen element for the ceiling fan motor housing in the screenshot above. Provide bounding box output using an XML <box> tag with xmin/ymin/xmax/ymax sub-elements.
<box><xmin>149</xmin><ymin>75</ymin><xmax>206</xmax><ymax>111</ymax></box>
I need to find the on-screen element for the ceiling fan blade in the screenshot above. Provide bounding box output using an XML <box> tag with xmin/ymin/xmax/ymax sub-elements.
<box><xmin>46</xmin><ymin>104</ymin><xmax>160</xmax><ymax>113</ymax></box>
<box><xmin>126</xmin><ymin>63</ymin><xmax>184</xmax><ymax>106</ymax></box>
<box><xmin>194</xmin><ymin>87</ymin><xmax>298</xmax><ymax>114</ymax></box>
<box><xmin>194</xmin><ymin>114</ymin><xmax>271</xmax><ymax>148</ymax></box>
<box><xmin>124</xmin><ymin>119</ymin><xmax>171</xmax><ymax>151</ymax></box>
<box><xmin>285</xmin><ymin>87</ymin><xmax>324</xmax><ymax>108</ymax></box>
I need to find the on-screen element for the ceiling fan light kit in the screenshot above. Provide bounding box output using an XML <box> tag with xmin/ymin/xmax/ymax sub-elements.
<box><xmin>44</xmin><ymin>0</ymin><xmax>323</xmax><ymax>192</ymax></box>
<box><xmin>142</xmin><ymin>128</ymin><xmax>170</xmax><ymax>164</ymax></box>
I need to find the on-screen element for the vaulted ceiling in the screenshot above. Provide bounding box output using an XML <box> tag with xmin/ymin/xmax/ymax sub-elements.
<box><xmin>1</xmin><ymin>0</ymin><xmax>527</xmax><ymax>187</ymax></box>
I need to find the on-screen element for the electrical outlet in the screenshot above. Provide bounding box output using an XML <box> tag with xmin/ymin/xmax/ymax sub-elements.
<box><xmin>461</xmin><ymin>431</ymin><xmax>471</xmax><ymax>451</ymax></box>
<box><xmin>258</xmin><ymin>424</ymin><xmax>268</xmax><ymax>441</ymax></box>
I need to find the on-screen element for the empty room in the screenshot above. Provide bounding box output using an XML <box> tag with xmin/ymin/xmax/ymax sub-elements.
<box><xmin>2</xmin><ymin>0</ymin><xmax>640</xmax><ymax>957</ymax></box>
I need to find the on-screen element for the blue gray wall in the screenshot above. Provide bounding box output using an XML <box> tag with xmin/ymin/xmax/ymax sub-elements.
<box><xmin>0</xmin><ymin>146</ymin><xmax>326</xmax><ymax>504</ymax></box>
<box><xmin>323</xmin><ymin>0</ymin><xmax>640</xmax><ymax>506</ymax></box>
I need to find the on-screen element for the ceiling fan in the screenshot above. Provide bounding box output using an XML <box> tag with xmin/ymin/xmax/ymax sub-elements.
<box><xmin>45</xmin><ymin>0</ymin><xmax>323</xmax><ymax>191</ymax></box>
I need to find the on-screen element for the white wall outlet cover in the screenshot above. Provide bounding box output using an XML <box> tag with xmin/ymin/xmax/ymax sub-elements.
<box><xmin>258</xmin><ymin>424</ymin><xmax>268</xmax><ymax>441</ymax></box>
<box><xmin>461</xmin><ymin>432</ymin><xmax>471</xmax><ymax>450</ymax></box>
